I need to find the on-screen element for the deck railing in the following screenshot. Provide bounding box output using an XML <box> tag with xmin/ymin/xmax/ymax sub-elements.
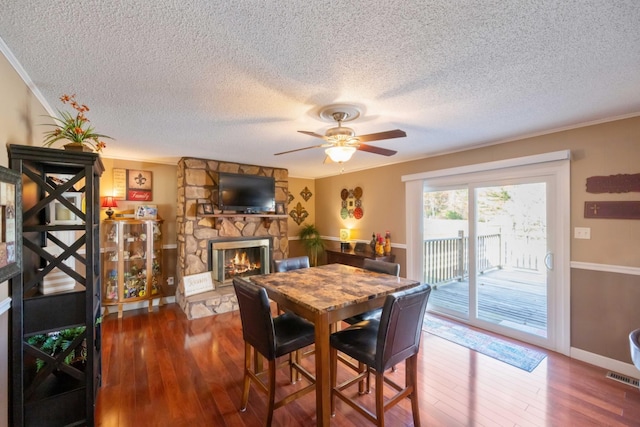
<box><xmin>424</xmin><ymin>232</ymin><xmax>501</xmax><ymax>286</ymax></box>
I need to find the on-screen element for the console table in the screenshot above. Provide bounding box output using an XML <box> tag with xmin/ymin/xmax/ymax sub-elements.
<box><xmin>325</xmin><ymin>248</ymin><xmax>395</xmax><ymax>268</ymax></box>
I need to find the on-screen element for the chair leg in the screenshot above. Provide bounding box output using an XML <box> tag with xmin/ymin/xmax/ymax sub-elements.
<box><xmin>375</xmin><ymin>371</ymin><xmax>385</xmax><ymax>427</ymax></box>
<box><xmin>330</xmin><ymin>347</ymin><xmax>337</xmax><ymax>416</ymax></box>
<box><xmin>359</xmin><ymin>361</ymin><xmax>368</xmax><ymax>395</ymax></box>
<box><xmin>407</xmin><ymin>355</ymin><xmax>421</xmax><ymax>426</ymax></box>
<box><xmin>266</xmin><ymin>359</ymin><xmax>277</xmax><ymax>427</ymax></box>
<box><xmin>240</xmin><ymin>342</ymin><xmax>251</xmax><ymax>412</ymax></box>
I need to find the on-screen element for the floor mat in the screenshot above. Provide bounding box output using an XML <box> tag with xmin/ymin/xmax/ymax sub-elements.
<box><xmin>422</xmin><ymin>315</ymin><xmax>546</xmax><ymax>372</ymax></box>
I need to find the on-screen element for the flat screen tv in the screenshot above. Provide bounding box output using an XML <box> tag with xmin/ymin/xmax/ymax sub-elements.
<box><xmin>218</xmin><ymin>172</ymin><xmax>275</xmax><ymax>213</ymax></box>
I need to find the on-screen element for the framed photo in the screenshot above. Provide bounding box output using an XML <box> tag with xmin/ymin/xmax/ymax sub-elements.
<box><xmin>0</xmin><ymin>166</ymin><xmax>21</xmax><ymax>282</ymax></box>
<box><xmin>127</xmin><ymin>169</ymin><xmax>153</xmax><ymax>201</ymax></box>
<box><xmin>135</xmin><ymin>204</ymin><xmax>158</xmax><ymax>219</ymax></box>
<box><xmin>275</xmin><ymin>202</ymin><xmax>285</xmax><ymax>215</ymax></box>
<box><xmin>48</xmin><ymin>192</ymin><xmax>83</xmax><ymax>225</ymax></box>
<box><xmin>202</xmin><ymin>203</ymin><xmax>214</xmax><ymax>215</ymax></box>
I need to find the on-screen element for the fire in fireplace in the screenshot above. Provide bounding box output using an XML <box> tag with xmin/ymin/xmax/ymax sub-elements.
<box><xmin>225</xmin><ymin>249</ymin><xmax>262</xmax><ymax>278</ymax></box>
<box><xmin>209</xmin><ymin>238</ymin><xmax>271</xmax><ymax>286</ymax></box>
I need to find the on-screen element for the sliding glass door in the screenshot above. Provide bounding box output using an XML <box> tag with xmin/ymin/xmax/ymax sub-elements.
<box><xmin>423</xmin><ymin>175</ymin><xmax>557</xmax><ymax>347</ymax></box>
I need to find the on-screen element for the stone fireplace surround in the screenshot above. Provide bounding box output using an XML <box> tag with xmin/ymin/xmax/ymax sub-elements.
<box><xmin>175</xmin><ymin>157</ymin><xmax>288</xmax><ymax>319</ymax></box>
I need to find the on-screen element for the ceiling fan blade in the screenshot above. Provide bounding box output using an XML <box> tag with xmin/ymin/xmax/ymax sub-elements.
<box><xmin>357</xmin><ymin>143</ymin><xmax>397</xmax><ymax>156</ymax></box>
<box><xmin>323</xmin><ymin>155</ymin><xmax>333</xmax><ymax>164</ymax></box>
<box><xmin>298</xmin><ymin>130</ymin><xmax>328</xmax><ymax>140</ymax></box>
<box><xmin>356</xmin><ymin>129</ymin><xmax>406</xmax><ymax>143</ymax></box>
<box><xmin>274</xmin><ymin>144</ymin><xmax>325</xmax><ymax>156</ymax></box>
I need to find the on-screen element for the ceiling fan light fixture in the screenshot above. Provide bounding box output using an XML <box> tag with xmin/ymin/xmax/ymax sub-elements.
<box><xmin>325</xmin><ymin>145</ymin><xmax>357</xmax><ymax>163</ymax></box>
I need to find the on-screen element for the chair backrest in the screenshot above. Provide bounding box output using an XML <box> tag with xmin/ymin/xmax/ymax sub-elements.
<box><xmin>273</xmin><ymin>256</ymin><xmax>310</xmax><ymax>272</ymax></box>
<box><xmin>233</xmin><ymin>277</ymin><xmax>277</xmax><ymax>360</ymax></box>
<box><xmin>363</xmin><ymin>258</ymin><xmax>400</xmax><ymax>277</ymax></box>
<box><xmin>375</xmin><ymin>283</ymin><xmax>431</xmax><ymax>371</ymax></box>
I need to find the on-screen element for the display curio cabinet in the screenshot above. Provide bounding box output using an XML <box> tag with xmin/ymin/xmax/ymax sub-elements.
<box><xmin>8</xmin><ymin>145</ymin><xmax>103</xmax><ymax>427</ymax></box>
<box><xmin>101</xmin><ymin>218</ymin><xmax>163</xmax><ymax>317</ymax></box>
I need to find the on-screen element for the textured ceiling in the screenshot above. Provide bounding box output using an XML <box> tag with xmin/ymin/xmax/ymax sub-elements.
<box><xmin>1</xmin><ymin>1</ymin><xmax>640</xmax><ymax>178</ymax></box>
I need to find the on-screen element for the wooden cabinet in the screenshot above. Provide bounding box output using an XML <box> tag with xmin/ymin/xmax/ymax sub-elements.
<box><xmin>102</xmin><ymin>218</ymin><xmax>163</xmax><ymax>317</ymax></box>
<box><xmin>9</xmin><ymin>145</ymin><xmax>103</xmax><ymax>427</ymax></box>
<box><xmin>325</xmin><ymin>248</ymin><xmax>395</xmax><ymax>268</ymax></box>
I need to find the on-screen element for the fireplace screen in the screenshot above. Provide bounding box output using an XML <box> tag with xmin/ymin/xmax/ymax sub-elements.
<box><xmin>210</xmin><ymin>238</ymin><xmax>271</xmax><ymax>285</ymax></box>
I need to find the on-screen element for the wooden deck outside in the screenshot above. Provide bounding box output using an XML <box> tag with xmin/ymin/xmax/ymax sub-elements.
<box><xmin>427</xmin><ymin>267</ymin><xmax>548</xmax><ymax>333</ymax></box>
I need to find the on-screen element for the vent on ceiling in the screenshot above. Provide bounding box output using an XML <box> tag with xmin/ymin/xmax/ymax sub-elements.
<box><xmin>606</xmin><ymin>371</ymin><xmax>640</xmax><ymax>388</ymax></box>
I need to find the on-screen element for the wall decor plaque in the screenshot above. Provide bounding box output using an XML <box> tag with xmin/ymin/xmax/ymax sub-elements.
<box><xmin>584</xmin><ymin>201</ymin><xmax>640</xmax><ymax>219</ymax></box>
<box><xmin>586</xmin><ymin>173</ymin><xmax>640</xmax><ymax>193</ymax></box>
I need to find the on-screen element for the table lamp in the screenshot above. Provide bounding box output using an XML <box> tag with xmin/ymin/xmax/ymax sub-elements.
<box><xmin>339</xmin><ymin>228</ymin><xmax>351</xmax><ymax>251</ymax></box>
<box><xmin>101</xmin><ymin>196</ymin><xmax>118</xmax><ymax>219</ymax></box>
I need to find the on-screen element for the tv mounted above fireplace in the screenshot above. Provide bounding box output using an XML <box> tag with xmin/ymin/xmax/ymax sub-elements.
<box><xmin>218</xmin><ymin>172</ymin><xmax>275</xmax><ymax>214</ymax></box>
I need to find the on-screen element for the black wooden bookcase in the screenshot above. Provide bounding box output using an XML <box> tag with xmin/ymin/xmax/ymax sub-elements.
<box><xmin>9</xmin><ymin>145</ymin><xmax>104</xmax><ymax>426</ymax></box>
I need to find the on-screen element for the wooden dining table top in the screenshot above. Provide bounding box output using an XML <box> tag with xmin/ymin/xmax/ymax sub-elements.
<box><xmin>249</xmin><ymin>263</ymin><xmax>420</xmax><ymax>317</ymax></box>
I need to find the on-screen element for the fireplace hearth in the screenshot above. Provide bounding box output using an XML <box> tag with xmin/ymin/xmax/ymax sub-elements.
<box><xmin>209</xmin><ymin>238</ymin><xmax>272</xmax><ymax>286</ymax></box>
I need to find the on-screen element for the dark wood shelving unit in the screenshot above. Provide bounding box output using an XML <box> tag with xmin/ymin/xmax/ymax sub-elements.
<box><xmin>9</xmin><ymin>145</ymin><xmax>104</xmax><ymax>427</ymax></box>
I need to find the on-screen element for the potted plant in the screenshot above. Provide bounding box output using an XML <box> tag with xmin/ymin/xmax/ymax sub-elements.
<box><xmin>298</xmin><ymin>223</ymin><xmax>324</xmax><ymax>266</ymax></box>
<box><xmin>42</xmin><ymin>93</ymin><xmax>112</xmax><ymax>152</ymax></box>
<box><xmin>26</xmin><ymin>326</ymin><xmax>87</xmax><ymax>373</ymax></box>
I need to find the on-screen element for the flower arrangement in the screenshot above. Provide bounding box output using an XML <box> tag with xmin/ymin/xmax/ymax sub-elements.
<box><xmin>42</xmin><ymin>94</ymin><xmax>112</xmax><ymax>152</ymax></box>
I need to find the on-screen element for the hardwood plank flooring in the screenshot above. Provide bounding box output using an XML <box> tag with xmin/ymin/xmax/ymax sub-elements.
<box><xmin>96</xmin><ymin>304</ymin><xmax>640</xmax><ymax>426</ymax></box>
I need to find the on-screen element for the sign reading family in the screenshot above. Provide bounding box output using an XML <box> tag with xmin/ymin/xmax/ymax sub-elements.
<box><xmin>113</xmin><ymin>168</ymin><xmax>153</xmax><ymax>201</ymax></box>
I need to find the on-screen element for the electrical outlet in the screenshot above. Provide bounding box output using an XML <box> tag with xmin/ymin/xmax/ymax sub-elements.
<box><xmin>574</xmin><ymin>227</ymin><xmax>591</xmax><ymax>239</ymax></box>
<box><xmin>167</xmin><ymin>276</ymin><xmax>174</xmax><ymax>285</ymax></box>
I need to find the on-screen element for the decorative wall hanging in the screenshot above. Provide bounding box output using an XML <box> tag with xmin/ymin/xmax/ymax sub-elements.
<box><xmin>586</xmin><ymin>173</ymin><xmax>640</xmax><ymax>193</ymax></box>
<box><xmin>289</xmin><ymin>202</ymin><xmax>309</xmax><ymax>225</ymax></box>
<box><xmin>340</xmin><ymin>187</ymin><xmax>363</xmax><ymax>220</ymax></box>
<box><xmin>112</xmin><ymin>168</ymin><xmax>127</xmax><ymax>199</ymax></box>
<box><xmin>300</xmin><ymin>186</ymin><xmax>313</xmax><ymax>202</ymax></box>
<box><xmin>287</xmin><ymin>192</ymin><xmax>295</xmax><ymax>205</ymax></box>
<box><xmin>584</xmin><ymin>201</ymin><xmax>640</xmax><ymax>219</ymax></box>
<box><xmin>127</xmin><ymin>169</ymin><xmax>153</xmax><ymax>201</ymax></box>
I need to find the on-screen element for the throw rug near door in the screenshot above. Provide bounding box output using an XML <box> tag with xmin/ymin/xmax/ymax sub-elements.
<box><xmin>422</xmin><ymin>315</ymin><xmax>546</xmax><ymax>372</ymax></box>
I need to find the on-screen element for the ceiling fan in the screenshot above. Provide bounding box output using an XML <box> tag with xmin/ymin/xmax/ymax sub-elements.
<box><xmin>274</xmin><ymin>104</ymin><xmax>406</xmax><ymax>163</ymax></box>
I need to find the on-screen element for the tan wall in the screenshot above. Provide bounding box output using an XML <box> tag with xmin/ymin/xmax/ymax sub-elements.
<box><xmin>0</xmin><ymin>50</ymin><xmax>52</xmax><ymax>427</ymax></box>
<box><xmin>315</xmin><ymin>115</ymin><xmax>640</xmax><ymax>362</ymax></box>
<box><xmin>99</xmin><ymin>158</ymin><xmax>177</xmax><ymax>247</ymax></box>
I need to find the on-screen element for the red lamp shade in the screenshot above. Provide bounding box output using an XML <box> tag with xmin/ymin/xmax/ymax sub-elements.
<box><xmin>101</xmin><ymin>196</ymin><xmax>118</xmax><ymax>219</ymax></box>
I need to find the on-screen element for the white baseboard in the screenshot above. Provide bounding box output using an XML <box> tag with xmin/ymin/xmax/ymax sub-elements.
<box><xmin>571</xmin><ymin>346</ymin><xmax>640</xmax><ymax>379</ymax></box>
<box><xmin>103</xmin><ymin>296</ymin><xmax>176</xmax><ymax>315</ymax></box>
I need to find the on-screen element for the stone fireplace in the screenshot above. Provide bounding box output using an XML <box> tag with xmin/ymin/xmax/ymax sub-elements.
<box><xmin>209</xmin><ymin>237</ymin><xmax>272</xmax><ymax>286</ymax></box>
<box><xmin>174</xmin><ymin>157</ymin><xmax>288</xmax><ymax>318</ymax></box>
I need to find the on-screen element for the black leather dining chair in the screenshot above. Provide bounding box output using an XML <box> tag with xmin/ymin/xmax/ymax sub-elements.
<box><xmin>330</xmin><ymin>283</ymin><xmax>431</xmax><ymax>426</ymax></box>
<box><xmin>343</xmin><ymin>258</ymin><xmax>401</xmax><ymax>325</ymax></box>
<box><xmin>273</xmin><ymin>255</ymin><xmax>310</xmax><ymax>272</ymax></box>
<box><xmin>233</xmin><ymin>277</ymin><xmax>316</xmax><ymax>427</ymax></box>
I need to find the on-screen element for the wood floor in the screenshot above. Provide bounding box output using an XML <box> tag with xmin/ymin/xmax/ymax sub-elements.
<box><xmin>96</xmin><ymin>304</ymin><xmax>640</xmax><ymax>426</ymax></box>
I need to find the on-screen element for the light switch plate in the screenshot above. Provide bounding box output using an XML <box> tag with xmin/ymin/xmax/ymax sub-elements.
<box><xmin>574</xmin><ymin>227</ymin><xmax>591</xmax><ymax>239</ymax></box>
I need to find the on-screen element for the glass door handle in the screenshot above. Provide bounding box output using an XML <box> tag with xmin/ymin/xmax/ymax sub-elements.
<box><xmin>544</xmin><ymin>252</ymin><xmax>554</xmax><ymax>270</ymax></box>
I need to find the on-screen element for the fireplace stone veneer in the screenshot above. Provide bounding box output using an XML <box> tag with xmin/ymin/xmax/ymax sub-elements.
<box><xmin>175</xmin><ymin>157</ymin><xmax>288</xmax><ymax>318</ymax></box>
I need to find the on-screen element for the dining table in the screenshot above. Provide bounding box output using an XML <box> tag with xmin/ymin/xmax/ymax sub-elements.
<box><xmin>249</xmin><ymin>263</ymin><xmax>421</xmax><ymax>426</ymax></box>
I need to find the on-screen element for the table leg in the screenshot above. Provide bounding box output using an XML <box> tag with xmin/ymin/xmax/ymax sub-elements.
<box><xmin>315</xmin><ymin>312</ymin><xmax>331</xmax><ymax>426</ymax></box>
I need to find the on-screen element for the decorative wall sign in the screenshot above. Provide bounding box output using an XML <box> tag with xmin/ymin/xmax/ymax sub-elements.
<box><xmin>586</xmin><ymin>173</ymin><xmax>640</xmax><ymax>193</ymax></box>
<box><xmin>127</xmin><ymin>169</ymin><xmax>153</xmax><ymax>201</ymax></box>
<box><xmin>584</xmin><ymin>201</ymin><xmax>640</xmax><ymax>219</ymax></box>
<box><xmin>289</xmin><ymin>202</ymin><xmax>309</xmax><ymax>225</ymax></box>
<box><xmin>112</xmin><ymin>168</ymin><xmax>127</xmax><ymax>199</ymax></box>
<box><xmin>340</xmin><ymin>187</ymin><xmax>363</xmax><ymax>220</ymax></box>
